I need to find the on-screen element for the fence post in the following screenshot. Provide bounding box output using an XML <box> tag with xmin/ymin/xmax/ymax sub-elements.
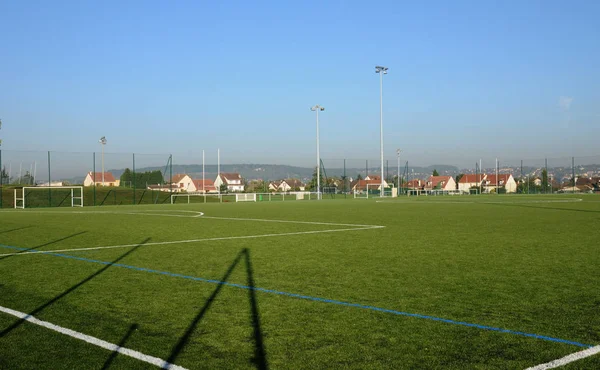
<box><xmin>169</xmin><ymin>154</ymin><xmax>172</xmax><ymax>193</ymax></box>
<box><xmin>133</xmin><ymin>153</ymin><xmax>136</xmax><ymax>205</ymax></box>
<box><xmin>0</xmin><ymin>149</ymin><xmax>3</xmax><ymax>208</ymax></box>
<box><xmin>93</xmin><ymin>152</ymin><xmax>96</xmax><ymax>206</ymax></box>
<box><xmin>48</xmin><ymin>151</ymin><xmax>51</xmax><ymax>206</ymax></box>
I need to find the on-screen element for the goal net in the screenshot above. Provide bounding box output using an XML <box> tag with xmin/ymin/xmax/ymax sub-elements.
<box><xmin>236</xmin><ymin>193</ymin><xmax>256</xmax><ymax>202</ymax></box>
<box><xmin>14</xmin><ymin>186</ymin><xmax>84</xmax><ymax>209</ymax></box>
<box><xmin>354</xmin><ymin>184</ymin><xmax>390</xmax><ymax>199</ymax></box>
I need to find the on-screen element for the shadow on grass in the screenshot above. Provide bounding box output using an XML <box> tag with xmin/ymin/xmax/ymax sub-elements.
<box><xmin>0</xmin><ymin>237</ymin><xmax>150</xmax><ymax>337</ymax></box>
<box><xmin>166</xmin><ymin>248</ymin><xmax>268</xmax><ymax>370</ymax></box>
<box><xmin>0</xmin><ymin>231</ymin><xmax>88</xmax><ymax>262</ymax></box>
<box><xmin>487</xmin><ymin>202</ymin><xmax>600</xmax><ymax>214</ymax></box>
<box><xmin>0</xmin><ymin>226</ymin><xmax>33</xmax><ymax>235</ymax></box>
<box><xmin>101</xmin><ymin>323</ymin><xmax>139</xmax><ymax>370</ymax></box>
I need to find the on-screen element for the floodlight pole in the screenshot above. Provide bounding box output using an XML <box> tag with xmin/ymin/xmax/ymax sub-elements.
<box><xmin>396</xmin><ymin>149</ymin><xmax>402</xmax><ymax>192</ymax></box>
<box><xmin>99</xmin><ymin>136</ymin><xmax>107</xmax><ymax>186</ymax></box>
<box><xmin>376</xmin><ymin>66</ymin><xmax>388</xmax><ymax>197</ymax></box>
<box><xmin>311</xmin><ymin>105</ymin><xmax>325</xmax><ymax>200</ymax></box>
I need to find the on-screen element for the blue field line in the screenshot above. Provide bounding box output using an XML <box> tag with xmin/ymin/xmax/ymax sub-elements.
<box><xmin>0</xmin><ymin>243</ymin><xmax>594</xmax><ymax>348</ymax></box>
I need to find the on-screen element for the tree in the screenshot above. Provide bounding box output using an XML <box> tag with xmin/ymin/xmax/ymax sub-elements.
<box><xmin>21</xmin><ymin>171</ymin><xmax>34</xmax><ymax>185</ymax></box>
<box><xmin>219</xmin><ymin>184</ymin><xmax>228</xmax><ymax>193</ymax></box>
<box><xmin>0</xmin><ymin>166</ymin><xmax>9</xmax><ymax>184</ymax></box>
<box><xmin>455</xmin><ymin>174</ymin><xmax>464</xmax><ymax>184</ymax></box>
<box><xmin>120</xmin><ymin>168</ymin><xmax>133</xmax><ymax>187</ymax></box>
<box><xmin>356</xmin><ymin>174</ymin><xmax>363</xmax><ymax>181</ymax></box>
<box><xmin>541</xmin><ymin>168</ymin><xmax>549</xmax><ymax>191</ymax></box>
<box><xmin>307</xmin><ymin>166</ymin><xmax>324</xmax><ymax>191</ymax></box>
<box><xmin>432</xmin><ymin>169</ymin><xmax>439</xmax><ymax>176</ymax></box>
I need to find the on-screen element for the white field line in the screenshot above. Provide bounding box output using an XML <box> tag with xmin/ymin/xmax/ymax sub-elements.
<box><xmin>0</xmin><ymin>226</ymin><xmax>384</xmax><ymax>257</ymax></box>
<box><xmin>376</xmin><ymin>199</ymin><xmax>583</xmax><ymax>204</ymax></box>
<box><xmin>0</xmin><ymin>305</ymin><xmax>187</xmax><ymax>370</ymax></box>
<box><xmin>525</xmin><ymin>344</ymin><xmax>600</xmax><ymax>369</ymax></box>
<box><xmin>201</xmin><ymin>215</ymin><xmax>381</xmax><ymax>228</ymax></box>
<box><xmin>0</xmin><ymin>210</ymin><xmax>205</xmax><ymax>218</ymax></box>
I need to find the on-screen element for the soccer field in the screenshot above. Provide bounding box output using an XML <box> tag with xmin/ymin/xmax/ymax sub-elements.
<box><xmin>1</xmin><ymin>195</ymin><xmax>599</xmax><ymax>369</ymax></box>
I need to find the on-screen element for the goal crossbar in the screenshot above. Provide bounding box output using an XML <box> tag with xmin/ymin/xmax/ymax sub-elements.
<box><xmin>15</xmin><ymin>186</ymin><xmax>84</xmax><ymax>209</ymax></box>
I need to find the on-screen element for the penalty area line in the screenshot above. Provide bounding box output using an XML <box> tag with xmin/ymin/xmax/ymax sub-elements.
<box><xmin>0</xmin><ymin>305</ymin><xmax>187</xmax><ymax>370</ymax></box>
<box><xmin>525</xmin><ymin>344</ymin><xmax>600</xmax><ymax>369</ymax></box>
<box><xmin>0</xmin><ymin>225</ymin><xmax>384</xmax><ymax>257</ymax></box>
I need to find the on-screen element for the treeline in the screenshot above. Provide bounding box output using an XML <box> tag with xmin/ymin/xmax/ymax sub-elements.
<box><xmin>120</xmin><ymin>168</ymin><xmax>164</xmax><ymax>188</ymax></box>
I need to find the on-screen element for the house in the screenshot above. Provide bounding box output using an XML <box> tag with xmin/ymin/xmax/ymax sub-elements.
<box><xmin>214</xmin><ymin>173</ymin><xmax>245</xmax><ymax>192</ymax></box>
<box><xmin>457</xmin><ymin>174</ymin><xmax>486</xmax><ymax>192</ymax></box>
<box><xmin>364</xmin><ymin>175</ymin><xmax>382</xmax><ymax>181</ymax></box>
<box><xmin>483</xmin><ymin>174</ymin><xmax>517</xmax><ymax>193</ymax></box>
<box><xmin>424</xmin><ymin>176</ymin><xmax>456</xmax><ymax>191</ymax></box>
<box><xmin>284</xmin><ymin>178</ymin><xmax>305</xmax><ymax>191</ymax></box>
<box><xmin>351</xmin><ymin>179</ymin><xmax>388</xmax><ymax>192</ymax></box>
<box><xmin>171</xmin><ymin>174</ymin><xmax>194</xmax><ymax>193</ymax></box>
<box><xmin>268</xmin><ymin>180</ymin><xmax>283</xmax><ymax>192</ymax></box>
<box><xmin>191</xmin><ymin>179</ymin><xmax>217</xmax><ymax>193</ymax></box>
<box><xmin>83</xmin><ymin>172</ymin><xmax>120</xmax><ymax>187</ymax></box>
<box><xmin>268</xmin><ymin>179</ymin><xmax>306</xmax><ymax>192</ymax></box>
<box><xmin>402</xmin><ymin>179</ymin><xmax>423</xmax><ymax>190</ymax></box>
<box><xmin>533</xmin><ymin>177</ymin><xmax>542</xmax><ymax>186</ymax></box>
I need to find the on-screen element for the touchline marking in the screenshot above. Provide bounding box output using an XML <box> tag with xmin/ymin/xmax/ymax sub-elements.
<box><xmin>376</xmin><ymin>199</ymin><xmax>583</xmax><ymax>204</ymax></box>
<box><xmin>0</xmin><ymin>305</ymin><xmax>187</xmax><ymax>370</ymax></box>
<box><xmin>525</xmin><ymin>344</ymin><xmax>600</xmax><ymax>369</ymax></box>
<box><xmin>0</xmin><ymin>210</ymin><xmax>205</xmax><ymax>218</ymax></box>
<box><xmin>0</xmin><ymin>244</ymin><xmax>593</xmax><ymax>349</ymax></box>
<box><xmin>0</xmin><ymin>226</ymin><xmax>384</xmax><ymax>257</ymax></box>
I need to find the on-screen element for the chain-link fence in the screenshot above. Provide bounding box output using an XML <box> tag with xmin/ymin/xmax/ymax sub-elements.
<box><xmin>1</xmin><ymin>149</ymin><xmax>599</xmax><ymax>208</ymax></box>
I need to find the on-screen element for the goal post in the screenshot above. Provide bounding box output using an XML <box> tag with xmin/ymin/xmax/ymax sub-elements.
<box><xmin>236</xmin><ymin>193</ymin><xmax>257</xmax><ymax>202</ymax></box>
<box><xmin>14</xmin><ymin>186</ymin><xmax>84</xmax><ymax>209</ymax></box>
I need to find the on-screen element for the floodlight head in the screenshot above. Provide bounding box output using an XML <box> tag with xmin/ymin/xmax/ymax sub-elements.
<box><xmin>311</xmin><ymin>105</ymin><xmax>324</xmax><ymax>112</ymax></box>
<box><xmin>320</xmin><ymin>107</ymin><xmax>325</xmax><ymax>111</ymax></box>
<box><xmin>99</xmin><ymin>136</ymin><xmax>107</xmax><ymax>145</ymax></box>
<box><xmin>375</xmin><ymin>65</ymin><xmax>389</xmax><ymax>74</ymax></box>
<box><xmin>396</xmin><ymin>149</ymin><xmax>402</xmax><ymax>155</ymax></box>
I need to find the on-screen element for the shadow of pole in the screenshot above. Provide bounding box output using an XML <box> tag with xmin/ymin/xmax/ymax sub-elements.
<box><xmin>0</xmin><ymin>231</ymin><xmax>88</xmax><ymax>262</ymax></box>
<box><xmin>0</xmin><ymin>237</ymin><xmax>150</xmax><ymax>337</ymax></box>
<box><xmin>166</xmin><ymin>250</ymin><xmax>245</xmax><ymax>364</ymax></box>
<box><xmin>166</xmin><ymin>248</ymin><xmax>269</xmax><ymax>369</ymax></box>
<box><xmin>0</xmin><ymin>225</ymin><xmax>33</xmax><ymax>235</ymax></box>
<box><xmin>101</xmin><ymin>323</ymin><xmax>139</xmax><ymax>370</ymax></box>
<box><xmin>486</xmin><ymin>202</ymin><xmax>600</xmax><ymax>214</ymax></box>
<box><xmin>243</xmin><ymin>248</ymin><xmax>269</xmax><ymax>370</ymax></box>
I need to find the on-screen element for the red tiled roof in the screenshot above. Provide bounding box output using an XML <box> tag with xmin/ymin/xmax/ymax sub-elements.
<box><xmin>220</xmin><ymin>173</ymin><xmax>242</xmax><ymax>181</ymax></box>
<box><xmin>458</xmin><ymin>174</ymin><xmax>485</xmax><ymax>183</ymax></box>
<box><xmin>172</xmin><ymin>173</ymin><xmax>189</xmax><ymax>183</ymax></box>
<box><xmin>192</xmin><ymin>179</ymin><xmax>216</xmax><ymax>191</ymax></box>
<box><xmin>352</xmin><ymin>179</ymin><xmax>381</xmax><ymax>190</ymax></box>
<box><xmin>485</xmin><ymin>174</ymin><xmax>511</xmax><ymax>185</ymax></box>
<box><xmin>426</xmin><ymin>176</ymin><xmax>452</xmax><ymax>189</ymax></box>
<box><xmin>88</xmin><ymin>172</ymin><xmax>116</xmax><ymax>182</ymax></box>
<box><xmin>402</xmin><ymin>179</ymin><xmax>422</xmax><ymax>189</ymax></box>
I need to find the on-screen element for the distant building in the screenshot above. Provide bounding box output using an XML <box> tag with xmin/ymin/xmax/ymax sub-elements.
<box><xmin>83</xmin><ymin>172</ymin><xmax>119</xmax><ymax>187</ymax></box>
<box><xmin>214</xmin><ymin>173</ymin><xmax>245</xmax><ymax>192</ymax></box>
<box><xmin>457</xmin><ymin>174</ymin><xmax>486</xmax><ymax>192</ymax></box>
<box><xmin>424</xmin><ymin>176</ymin><xmax>456</xmax><ymax>191</ymax></box>
<box><xmin>483</xmin><ymin>174</ymin><xmax>517</xmax><ymax>193</ymax></box>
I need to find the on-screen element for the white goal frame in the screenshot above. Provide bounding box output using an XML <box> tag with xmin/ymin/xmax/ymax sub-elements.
<box><xmin>354</xmin><ymin>184</ymin><xmax>388</xmax><ymax>199</ymax></box>
<box><xmin>14</xmin><ymin>186</ymin><xmax>84</xmax><ymax>209</ymax></box>
<box><xmin>236</xmin><ymin>193</ymin><xmax>257</xmax><ymax>202</ymax></box>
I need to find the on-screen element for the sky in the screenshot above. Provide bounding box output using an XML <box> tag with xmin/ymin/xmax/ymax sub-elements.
<box><xmin>0</xmin><ymin>0</ymin><xmax>599</xmax><ymax>168</ymax></box>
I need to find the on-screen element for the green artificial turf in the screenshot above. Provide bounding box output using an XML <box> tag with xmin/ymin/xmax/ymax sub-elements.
<box><xmin>0</xmin><ymin>194</ymin><xmax>599</xmax><ymax>369</ymax></box>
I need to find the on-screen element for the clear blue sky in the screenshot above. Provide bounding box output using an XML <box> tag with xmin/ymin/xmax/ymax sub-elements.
<box><xmin>1</xmin><ymin>0</ymin><xmax>598</xmax><ymax>167</ymax></box>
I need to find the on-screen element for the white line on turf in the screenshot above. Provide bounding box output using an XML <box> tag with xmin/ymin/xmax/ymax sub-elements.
<box><xmin>525</xmin><ymin>344</ymin><xmax>600</xmax><ymax>369</ymax></box>
<box><xmin>0</xmin><ymin>305</ymin><xmax>187</xmax><ymax>370</ymax></box>
<box><xmin>0</xmin><ymin>225</ymin><xmax>384</xmax><ymax>257</ymax></box>
<box><xmin>0</xmin><ymin>210</ymin><xmax>205</xmax><ymax>217</ymax></box>
<box><xmin>376</xmin><ymin>199</ymin><xmax>583</xmax><ymax>204</ymax></box>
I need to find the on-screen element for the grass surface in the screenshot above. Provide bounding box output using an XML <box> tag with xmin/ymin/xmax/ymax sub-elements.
<box><xmin>0</xmin><ymin>194</ymin><xmax>599</xmax><ymax>369</ymax></box>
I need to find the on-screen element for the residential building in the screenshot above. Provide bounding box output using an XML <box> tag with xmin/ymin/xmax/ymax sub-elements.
<box><xmin>214</xmin><ymin>173</ymin><xmax>245</xmax><ymax>192</ymax></box>
<box><xmin>457</xmin><ymin>174</ymin><xmax>486</xmax><ymax>192</ymax></box>
<box><xmin>483</xmin><ymin>174</ymin><xmax>517</xmax><ymax>193</ymax></box>
<box><xmin>424</xmin><ymin>176</ymin><xmax>456</xmax><ymax>191</ymax></box>
<box><xmin>83</xmin><ymin>172</ymin><xmax>120</xmax><ymax>187</ymax></box>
